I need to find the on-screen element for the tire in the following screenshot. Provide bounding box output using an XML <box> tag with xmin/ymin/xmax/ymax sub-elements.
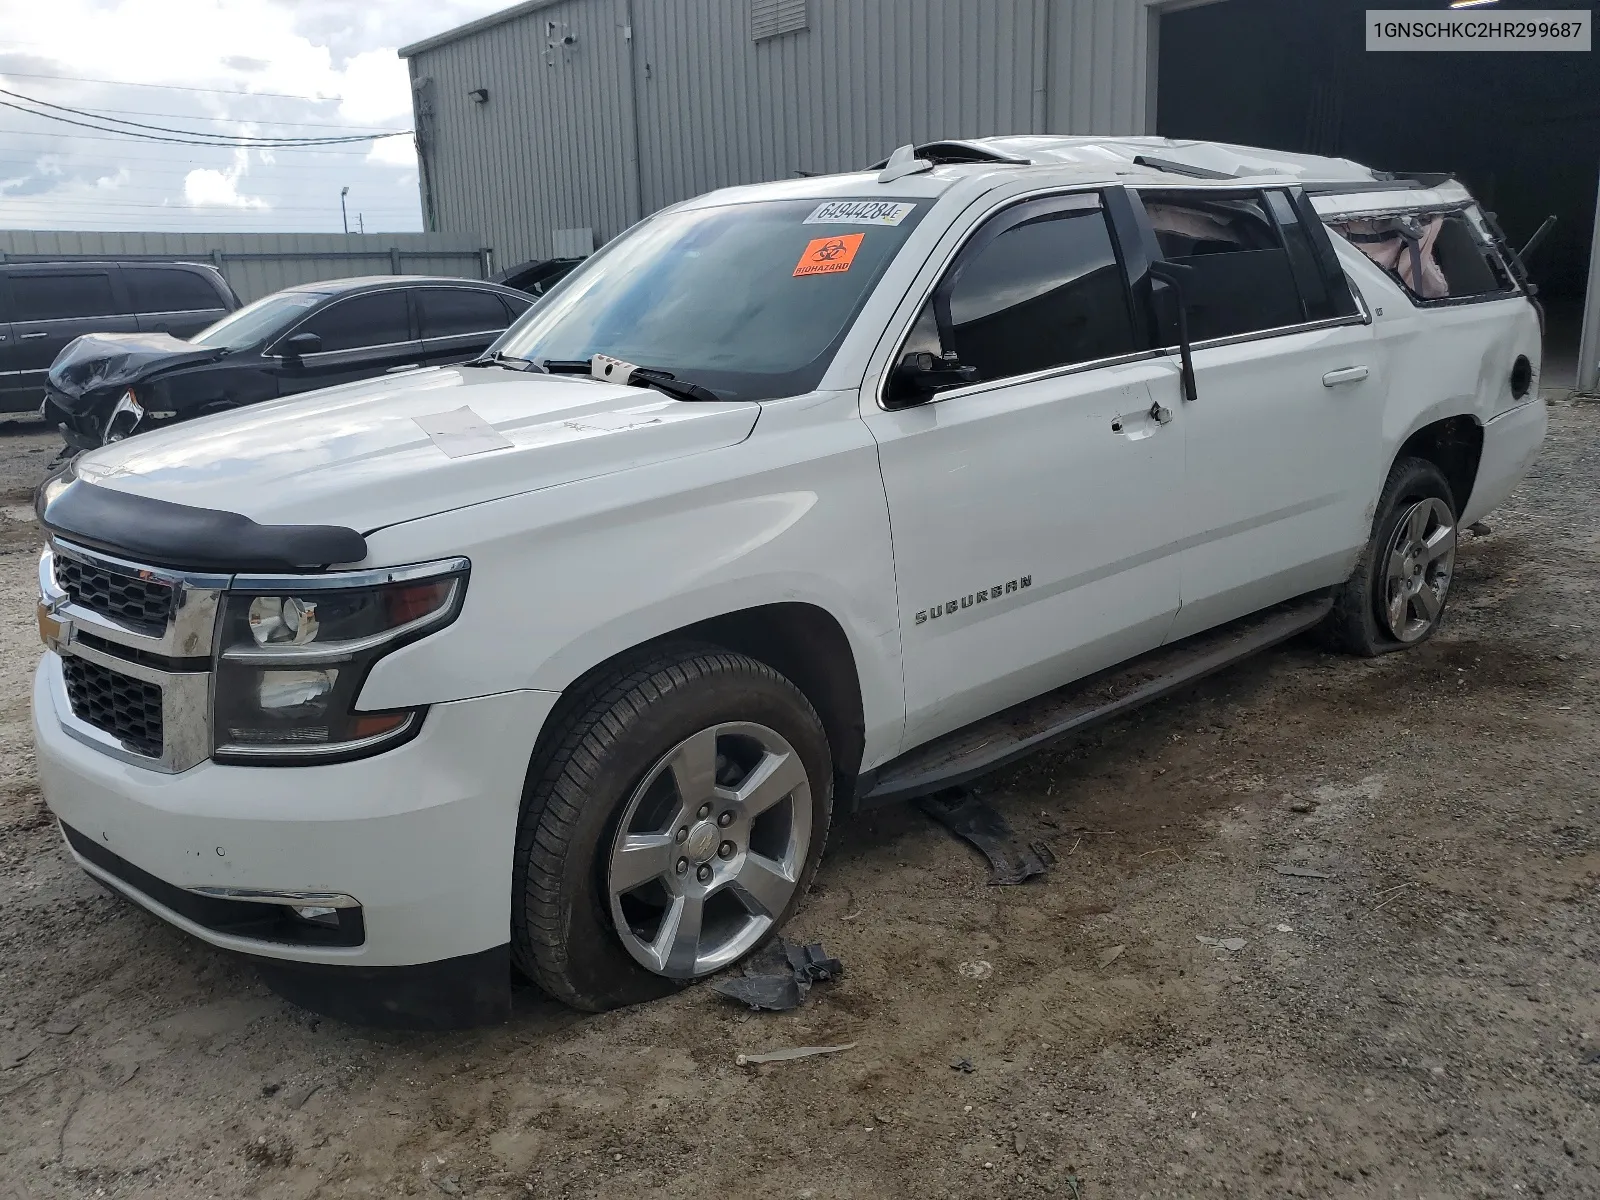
<box><xmin>1324</xmin><ymin>456</ymin><xmax>1459</xmax><ymax>657</ymax></box>
<box><xmin>510</xmin><ymin>643</ymin><xmax>834</xmax><ymax>1012</ymax></box>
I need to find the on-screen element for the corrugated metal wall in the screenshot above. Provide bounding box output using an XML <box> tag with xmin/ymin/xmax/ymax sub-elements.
<box><xmin>406</xmin><ymin>0</ymin><xmax>1163</xmax><ymax>266</ymax></box>
<box><xmin>0</xmin><ymin>230</ymin><xmax>493</xmax><ymax>303</ymax></box>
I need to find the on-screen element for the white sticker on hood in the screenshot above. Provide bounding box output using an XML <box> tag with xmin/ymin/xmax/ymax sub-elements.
<box><xmin>804</xmin><ymin>200</ymin><xmax>916</xmax><ymax>226</ymax></box>
<box><xmin>413</xmin><ymin>406</ymin><xmax>513</xmax><ymax>458</ymax></box>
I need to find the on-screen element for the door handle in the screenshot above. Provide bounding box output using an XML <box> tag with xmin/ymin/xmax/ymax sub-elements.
<box><xmin>1322</xmin><ymin>366</ymin><xmax>1369</xmax><ymax>387</ymax></box>
<box><xmin>1148</xmin><ymin>400</ymin><xmax>1173</xmax><ymax>425</ymax></box>
<box><xmin>20</xmin><ymin>332</ymin><xmax>47</xmax><ymax>341</ymax></box>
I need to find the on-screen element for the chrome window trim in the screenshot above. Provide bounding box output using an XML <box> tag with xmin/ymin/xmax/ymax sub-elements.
<box><xmin>891</xmin><ymin>347</ymin><xmax>1172</xmax><ymax>407</ymax></box>
<box><xmin>262</xmin><ymin>337</ymin><xmax>419</xmax><ymax>364</ymax></box>
<box><xmin>1158</xmin><ymin>312</ymin><xmax>1373</xmax><ymax>357</ymax></box>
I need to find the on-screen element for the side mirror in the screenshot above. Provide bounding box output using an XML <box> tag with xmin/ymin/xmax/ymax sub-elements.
<box><xmin>1147</xmin><ymin>262</ymin><xmax>1198</xmax><ymax>404</ymax></box>
<box><xmin>281</xmin><ymin>331</ymin><xmax>323</xmax><ymax>359</ymax></box>
<box><xmin>887</xmin><ymin>350</ymin><xmax>978</xmax><ymax>408</ymax></box>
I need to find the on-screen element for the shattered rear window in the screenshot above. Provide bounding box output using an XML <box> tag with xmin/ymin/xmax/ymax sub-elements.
<box><xmin>1329</xmin><ymin>208</ymin><xmax>1517</xmax><ymax>305</ymax></box>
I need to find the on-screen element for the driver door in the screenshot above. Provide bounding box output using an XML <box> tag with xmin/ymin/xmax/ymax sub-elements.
<box><xmin>862</xmin><ymin>190</ymin><xmax>1186</xmax><ymax>751</ymax></box>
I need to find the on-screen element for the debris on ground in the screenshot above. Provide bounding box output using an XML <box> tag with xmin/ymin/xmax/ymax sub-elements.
<box><xmin>950</xmin><ymin>1057</ymin><xmax>975</xmax><ymax>1073</ymax></box>
<box><xmin>1287</xmin><ymin>798</ymin><xmax>1317</xmax><ymax>813</ymax></box>
<box><xmin>710</xmin><ymin>938</ymin><xmax>843</xmax><ymax>1012</ymax></box>
<box><xmin>736</xmin><ymin>1042</ymin><xmax>856</xmax><ymax>1067</ymax></box>
<box><xmin>43</xmin><ymin>1017</ymin><xmax>80</xmax><ymax>1036</ymax></box>
<box><xmin>1097</xmin><ymin>944</ymin><xmax>1127</xmax><ymax>967</ymax></box>
<box><xmin>917</xmin><ymin>788</ymin><xmax>1054</xmax><ymax>885</ymax></box>
<box><xmin>1274</xmin><ymin>865</ymin><xmax>1333</xmax><ymax>879</ymax></box>
<box><xmin>1468</xmin><ymin>520</ymin><xmax>1492</xmax><ymax>537</ymax></box>
<box><xmin>957</xmin><ymin>959</ymin><xmax>993</xmax><ymax>979</ymax></box>
<box><xmin>1197</xmin><ymin>936</ymin><xmax>1247</xmax><ymax>952</ymax></box>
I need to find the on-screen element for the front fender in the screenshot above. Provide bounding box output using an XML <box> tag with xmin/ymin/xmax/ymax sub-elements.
<box><xmin>357</xmin><ymin>395</ymin><xmax>907</xmax><ymax>769</ymax></box>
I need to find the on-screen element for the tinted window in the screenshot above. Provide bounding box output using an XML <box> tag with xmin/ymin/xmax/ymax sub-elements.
<box><xmin>1264</xmin><ymin>190</ymin><xmax>1338</xmax><ymax>321</ymax></box>
<box><xmin>494</xmin><ymin>197</ymin><xmax>928</xmax><ymax>401</ymax></box>
<box><xmin>415</xmin><ymin>287</ymin><xmax>511</xmax><ymax>338</ymax></box>
<box><xmin>128</xmin><ymin>267</ymin><xmax>225</xmax><ymax>313</ymax></box>
<box><xmin>191</xmin><ymin>290</ymin><xmax>323</xmax><ymax>350</ymax></box>
<box><xmin>11</xmin><ymin>272</ymin><xmax>120</xmax><ymax>321</ymax></box>
<box><xmin>295</xmin><ymin>290</ymin><xmax>411</xmax><ymax>353</ymax></box>
<box><xmin>1142</xmin><ymin>191</ymin><xmax>1305</xmax><ymax>341</ymax></box>
<box><xmin>912</xmin><ymin>203</ymin><xmax>1137</xmax><ymax>385</ymax></box>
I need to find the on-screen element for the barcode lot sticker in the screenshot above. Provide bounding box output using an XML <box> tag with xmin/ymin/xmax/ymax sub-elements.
<box><xmin>1368</xmin><ymin>9</ymin><xmax>1589</xmax><ymax>51</ymax></box>
<box><xmin>805</xmin><ymin>200</ymin><xmax>916</xmax><ymax>226</ymax></box>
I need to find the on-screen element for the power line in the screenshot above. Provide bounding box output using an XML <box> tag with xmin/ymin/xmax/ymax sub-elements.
<box><xmin>69</xmin><ymin>105</ymin><xmax>405</xmax><ymax>133</ymax></box>
<box><xmin>0</xmin><ymin>91</ymin><xmax>410</xmax><ymax>146</ymax></box>
<box><xmin>0</xmin><ymin>70</ymin><xmax>344</xmax><ymax>103</ymax></box>
<box><xmin>0</xmin><ymin>127</ymin><xmax>399</xmax><ymax>157</ymax></box>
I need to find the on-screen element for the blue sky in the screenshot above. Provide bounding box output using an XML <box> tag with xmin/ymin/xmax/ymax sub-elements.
<box><xmin>0</xmin><ymin>0</ymin><xmax>507</xmax><ymax>233</ymax></box>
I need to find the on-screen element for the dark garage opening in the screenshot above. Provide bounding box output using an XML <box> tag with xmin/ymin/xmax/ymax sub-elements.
<box><xmin>1157</xmin><ymin>0</ymin><xmax>1600</xmax><ymax>388</ymax></box>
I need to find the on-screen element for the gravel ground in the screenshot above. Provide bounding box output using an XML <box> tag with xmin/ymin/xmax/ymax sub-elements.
<box><xmin>0</xmin><ymin>401</ymin><xmax>1595</xmax><ymax>1199</ymax></box>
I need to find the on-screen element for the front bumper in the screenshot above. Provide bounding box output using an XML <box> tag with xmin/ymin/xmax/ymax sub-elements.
<box><xmin>33</xmin><ymin>654</ymin><xmax>558</xmax><ymax>1025</ymax></box>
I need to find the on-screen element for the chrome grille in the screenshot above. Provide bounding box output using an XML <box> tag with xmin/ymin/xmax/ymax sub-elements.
<box><xmin>60</xmin><ymin>655</ymin><xmax>165</xmax><ymax>758</ymax></box>
<box><xmin>54</xmin><ymin>552</ymin><xmax>174</xmax><ymax>633</ymax></box>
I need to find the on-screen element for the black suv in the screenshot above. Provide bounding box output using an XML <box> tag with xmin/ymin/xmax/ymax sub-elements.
<box><xmin>0</xmin><ymin>261</ymin><xmax>237</xmax><ymax>413</ymax></box>
<box><xmin>44</xmin><ymin>275</ymin><xmax>534</xmax><ymax>452</ymax></box>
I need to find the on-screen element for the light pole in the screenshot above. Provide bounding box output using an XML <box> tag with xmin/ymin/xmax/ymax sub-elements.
<box><xmin>340</xmin><ymin>186</ymin><xmax>350</xmax><ymax>235</ymax></box>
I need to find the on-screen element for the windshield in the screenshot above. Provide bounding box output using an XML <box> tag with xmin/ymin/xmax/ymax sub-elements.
<box><xmin>492</xmin><ymin>197</ymin><xmax>928</xmax><ymax>400</ymax></box>
<box><xmin>190</xmin><ymin>290</ymin><xmax>326</xmax><ymax>350</ymax></box>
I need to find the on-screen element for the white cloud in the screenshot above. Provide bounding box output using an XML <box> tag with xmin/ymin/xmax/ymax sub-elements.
<box><xmin>183</xmin><ymin>149</ymin><xmax>266</xmax><ymax>209</ymax></box>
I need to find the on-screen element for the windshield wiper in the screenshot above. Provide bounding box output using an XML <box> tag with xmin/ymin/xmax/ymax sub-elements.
<box><xmin>467</xmin><ymin>351</ymin><xmax>545</xmax><ymax>372</ymax></box>
<box><xmin>628</xmin><ymin>367</ymin><xmax>721</xmax><ymax>403</ymax></box>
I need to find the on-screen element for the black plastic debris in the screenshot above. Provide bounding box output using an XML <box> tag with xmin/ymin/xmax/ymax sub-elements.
<box><xmin>917</xmin><ymin>789</ymin><xmax>1054</xmax><ymax>885</ymax></box>
<box><xmin>711</xmin><ymin>938</ymin><xmax>844</xmax><ymax>1012</ymax></box>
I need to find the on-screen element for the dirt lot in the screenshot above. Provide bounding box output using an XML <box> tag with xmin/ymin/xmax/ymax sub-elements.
<box><xmin>0</xmin><ymin>402</ymin><xmax>1596</xmax><ymax>1200</ymax></box>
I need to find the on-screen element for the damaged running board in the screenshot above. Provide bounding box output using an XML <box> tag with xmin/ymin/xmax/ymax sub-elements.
<box><xmin>856</xmin><ymin>593</ymin><xmax>1333</xmax><ymax>807</ymax></box>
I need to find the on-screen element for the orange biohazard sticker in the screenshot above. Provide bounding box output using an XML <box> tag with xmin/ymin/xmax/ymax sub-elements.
<box><xmin>793</xmin><ymin>232</ymin><xmax>864</xmax><ymax>277</ymax></box>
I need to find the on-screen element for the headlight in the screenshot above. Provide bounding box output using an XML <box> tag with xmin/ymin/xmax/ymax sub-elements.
<box><xmin>212</xmin><ymin>559</ymin><xmax>468</xmax><ymax>765</ymax></box>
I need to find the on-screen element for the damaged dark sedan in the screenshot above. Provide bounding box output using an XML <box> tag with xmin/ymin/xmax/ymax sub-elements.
<box><xmin>44</xmin><ymin>275</ymin><xmax>534</xmax><ymax>452</ymax></box>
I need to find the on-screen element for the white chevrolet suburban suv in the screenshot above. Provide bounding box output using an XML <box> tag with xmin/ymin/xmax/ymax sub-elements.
<box><xmin>32</xmin><ymin>138</ymin><xmax>1546</xmax><ymax>1027</ymax></box>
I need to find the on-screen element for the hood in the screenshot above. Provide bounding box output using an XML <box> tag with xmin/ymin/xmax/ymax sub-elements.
<box><xmin>70</xmin><ymin>364</ymin><xmax>761</xmax><ymax>535</ymax></box>
<box><xmin>47</xmin><ymin>332</ymin><xmax>226</xmax><ymax>406</ymax></box>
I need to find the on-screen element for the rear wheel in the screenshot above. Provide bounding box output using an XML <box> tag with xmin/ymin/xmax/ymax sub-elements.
<box><xmin>510</xmin><ymin>645</ymin><xmax>833</xmax><ymax>1011</ymax></box>
<box><xmin>1324</xmin><ymin>457</ymin><xmax>1458</xmax><ymax>656</ymax></box>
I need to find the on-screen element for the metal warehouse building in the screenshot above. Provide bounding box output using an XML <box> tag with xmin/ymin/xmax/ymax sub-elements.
<box><xmin>401</xmin><ymin>0</ymin><xmax>1600</xmax><ymax>390</ymax></box>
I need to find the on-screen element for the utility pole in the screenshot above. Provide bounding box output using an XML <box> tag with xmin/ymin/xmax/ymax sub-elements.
<box><xmin>358</xmin><ymin>213</ymin><xmax>365</xmax><ymax>235</ymax></box>
<box><xmin>340</xmin><ymin>186</ymin><xmax>350</xmax><ymax>235</ymax></box>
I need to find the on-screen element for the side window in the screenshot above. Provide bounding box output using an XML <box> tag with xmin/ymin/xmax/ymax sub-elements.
<box><xmin>128</xmin><ymin>267</ymin><xmax>224</xmax><ymax>313</ymax></box>
<box><xmin>11</xmin><ymin>272</ymin><xmax>121</xmax><ymax>321</ymax></box>
<box><xmin>909</xmin><ymin>199</ymin><xmax>1138</xmax><ymax>386</ymax></box>
<box><xmin>1330</xmin><ymin>210</ymin><xmax>1515</xmax><ymax>304</ymax></box>
<box><xmin>1140</xmin><ymin>191</ymin><xmax>1306</xmax><ymax>341</ymax></box>
<box><xmin>415</xmin><ymin>287</ymin><xmax>512</xmax><ymax>338</ymax></box>
<box><xmin>295</xmin><ymin>291</ymin><xmax>411</xmax><ymax>353</ymax></box>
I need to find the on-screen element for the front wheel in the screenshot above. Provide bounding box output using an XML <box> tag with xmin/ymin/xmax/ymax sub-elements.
<box><xmin>510</xmin><ymin>645</ymin><xmax>833</xmax><ymax>1012</ymax></box>
<box><xmin>1324</xmin><ymin>456</ymin><xmax>1459</xmax><ymax>656</ymax></box>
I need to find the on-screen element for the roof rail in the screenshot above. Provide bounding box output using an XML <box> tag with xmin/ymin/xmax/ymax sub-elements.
<box><xmin>1131</xmin><ymin>154</ymin><xmax>1237</xmax><ymax>181</ymax></box>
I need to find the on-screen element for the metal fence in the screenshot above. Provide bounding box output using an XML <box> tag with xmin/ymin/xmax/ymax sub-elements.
<box><xmin>0</xmin><ymin>230</ymin><xmax>495</xmax><ymax>303</ymax></box>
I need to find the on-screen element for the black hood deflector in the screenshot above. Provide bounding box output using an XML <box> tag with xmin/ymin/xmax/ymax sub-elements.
<box><xmin>39</xmin><ymin>472</ymin><xmax>367</xmax><ymax>573</ymax></box>
<box><xmin>48</xmin><ymin>332</ymin><xmax>226</xmax><ymax>407</ymax></box>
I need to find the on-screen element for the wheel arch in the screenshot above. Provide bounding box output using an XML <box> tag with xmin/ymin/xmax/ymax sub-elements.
<box><xmin>1393</xmin><ymin>414</ymin><xmax>1484</xmax><ymax>516</ymax></box>
<box><xmin>535</xmin><ymin>601</ymin><xmax>868</xmax><ymax>803</ymax></box>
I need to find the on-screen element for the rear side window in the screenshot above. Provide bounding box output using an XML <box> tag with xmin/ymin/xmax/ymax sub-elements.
<box><xmin>1141</xmin><ymin>191</ymin><xmax>1306</xmax><ymax>341</ymax></box>
<box><xmin>415</xmin><ymin>287</ymin><xmax>511</xmax><ymax>338</ymax></box>
<box><xmin>295</xmin><ymin>291</ymin><xmax>411</xmax><ymax>353</ymax></box>
<box><xmin>905</xmin><ymin>199</ymin><xmax>1138</xmax><ymax>386</ymax></box>
<box><xmin>11</xmin><ymin>272</ymin><xmax>121</xmax><ymax>321</ymax></box>
<box><xmin>1330</xmin><ymin>210</ymin><xmax>1515</xmax><ymax>304</ymax></box>
<box><xmin>127</xmin><ymin>267</ymin><xmax>224</xmax><ymax>313</ymax></box>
